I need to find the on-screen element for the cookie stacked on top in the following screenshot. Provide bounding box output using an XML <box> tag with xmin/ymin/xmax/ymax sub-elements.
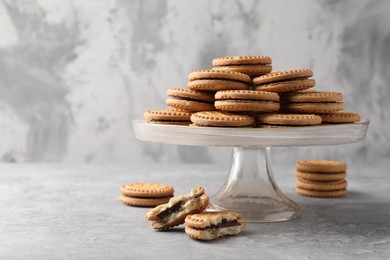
<box><xmin>143</xmin><ymin>55</ymin><xmax>361</xmax><ymax>127</ymax></box>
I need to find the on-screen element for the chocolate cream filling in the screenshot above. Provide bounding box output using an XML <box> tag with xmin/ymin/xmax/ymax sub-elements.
<box><xmin>156</xmin><ymin>193</ymin><xmax>203</xmax><ymax>220</ymax></box>
<box><xmin>192</xmin><ymin>219</ymin><xmax>240</xmax><ymax>230</ymax></box>
<box><xmin>170</xmin><ymin>96</ymin><xmax>214</xmax><ymax>105</ymax></box>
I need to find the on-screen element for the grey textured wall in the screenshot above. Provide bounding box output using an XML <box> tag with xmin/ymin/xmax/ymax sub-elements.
<box><xmin>0</xmin><ymin>0</ymin><xmax>389</xmax><ymax>165</ymax></box>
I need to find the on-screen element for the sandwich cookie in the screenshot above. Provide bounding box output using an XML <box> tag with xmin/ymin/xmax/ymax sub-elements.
<box><xmin>281</xmin><ymin>91</ymin><xmax>344</xmax><ymax>114</ymax></box>
<box><xmin>187</xmin><ymin>70</ymin><xmax>251</xmax><ymax>92</ymax></box>
<box><xmin>185</xmin><ymin>211</ymin><xmax>246</xmax><ymax>240</ymax></box>
<box><xmin>212</xmin><ymin>56</ymin><xmax>272</xmax><ymax>77</ymax></box>
<box><xmin>252</xmin><ymin>69</ymin><xmax>315</xmax><ymax>93</ymax></box>
<box><xmin>145</xmin><ymin>187</ymin><xmax>209</xmax><ymax>230</ymax></box>
<box><xmin>191</xmin><ymin>111</ymin><xmax>255</xmax><ymax>127</ymax></box>
<box><xmin>144</xmin><ymin>109</ymin><xmax>192</xmax><ymax>125</ymax></box>
<box><xmin>320</xmin><ymin>112</ymin><xmax>361</xmax><ymax>123</ymax></box>
<box><xmin>214</xmin><ymin>90</ymin><xmax>280</xmax><ymax>112</ymax></box>
<box><xmin>295</xmin><ymin>160</ymin><xmax>348</xmax><ymax>198</ymax></box>
<box><xmin>257</xmin><ymin>113</ymin><xmax>322</xmax><ymax>126</ymax></box>
<box><xmin>120</xmin><ymin>183</ymin><xmax>174</xmax><ymax>207</ymax></box>
<box><xmin>166</xmin><ymin>88</ymin><xmax>215</xmax><ymax>112</ymax></box>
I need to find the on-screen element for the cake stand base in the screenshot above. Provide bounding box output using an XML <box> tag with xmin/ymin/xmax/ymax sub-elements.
<box><xmin>209</xmin><ymin>147</ymin><xmax>300</xmax><ymax>222</ymax></box>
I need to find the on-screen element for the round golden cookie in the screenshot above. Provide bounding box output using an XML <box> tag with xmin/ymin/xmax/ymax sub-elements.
<box><xmin>252</xmin><ymin>69</ymin><xmax>313</xmax><ymax>85</ymax></box>
<box><xmin>120</xmin><ymin>183</ymin><xmax>174</xmax><ymax>198</ymax></box>
<box><xmin>188</xmin><ymin>70</ymin><xmax>251</xmax><ymax>83</ymax></box>
<box><xmin>296</xmin><ymin>178</ymin><xmax>347</xmax><ymax>191</ymax></box>
<box><xmin>281</xmin><ymin>91</ymin><xmax>344</xmax><ymax>103</ymax></box>
<box><xmin>295</xmin><ymin>170</ymin><xmax>347</xmax><ymax>181</ymax></box>
<box><xmin>282</xmin><ymin>102</ymin><xmax>344</xmax><ymax>113</ymax></box>
<box><xmin>320</xmin><ymin>112</ymin><xmax>361</xmax><ymax>123</ymax></box>
<box><xmin>191</xmin><ymin>111</ymin><xmax>254</xmax><ymax>127</ymax></box>
<box><xmin>215</xmin><ymin>100</ymin><xmax>280</xmax><ymax>112</ymax></box>
<box><xmin>257</xmin><ymin>113</ymin><xmax>322</xmax><ymax>126</ymax></box>
<box><xmin>212</xmin><ymin>65</ymin><xmax>272</xmax><ymax>77</ymax></box>
<box><xmin>296</xmin><ymin>160</ymin><xmax>347</xmax><ymax>173</ymax></box>
<box><xmin>215</xmin><ymin>90</ymin><xmax>279</xmax><ymax>101</ymax></box>
<box><xmin>187</xmin><ymin>79</ymin><xmax>249</xmax><ymax>92</ymax></box>
<box><xmin>166</xmin><ymin>88</ymin><xmax>215</xmax><ymax>112</ymax></box>
<box><xmin>212</xmin><ymin>56</ymin><xmax>272</xmax><ymax>66</ymax></box>
<box><xmin>254</xmin><ymin>79</ymin><xmax>316</xmax><ymax>93</ymax></box>
<box><xmin>119</xmin><ymin>194</ymin><xmax>172</xmax><ymax>207</ymax></box>
<box><xmin>144</xmin><ymin>109</ymin><xmax>192</xmax><ymax>124</ymax></box>
<box><xmin>296</xmin><ymin>187</ymin><xmax>347</xmax><ymax>198</ymax></box>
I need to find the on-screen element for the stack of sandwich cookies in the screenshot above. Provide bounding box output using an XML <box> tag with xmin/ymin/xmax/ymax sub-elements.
<box><xmin>252</xmin><ymin>69</ymin><xmax>315</xmax><ymax>93</ymax></box>
<box><xmin>257</xmin><ymin>113</ymin><xmax>322</xmax><ymax>127</ymax></box>
<box><xmin>166</xmin><ymin>88</ymin><xmax>215</xmax><ymax>112</ymax></box>
<box><xmin>215</xmin><ymin>90</ymin><xmax>280</xmax><ymax>112</ymax></box>
<box><xmin>281</xmin><ymin>91</ymin><xmax>344</xmax><ymax>114</ymax></box>
<box><xmin>145</xmin><ymin>187</ymin><xmax>209</xmax><ymax>230</ymax></box>
<box><xmin>144</xmin><ymin>109</ymin><xmax>192</xmax><ymax>126</ymax></box>
<box><xmin>212</xmin><ymin>56</ymin><xmax>272</xmax><ymax>77</ymax></box>
<box><xmin>295</xmin><ymin>160</ymin><xmax>348</xmax><ymax>198</ymax></box>
<box><xmin>187</xmin><ymin>70</ymin><xmax>251</xmax><ymax>92</ymax></box>
<box><xmin>185</xmin><ymin>211</ymin><xmax>246</xmax><ymax>240</ymax></box>
<box><xmin>120</xmin><ymin>183</ymin><xmax>174</xmax><ymax>207</ymax></box>
<box><xmin>191</xmin><ymin>111</ymin><xmax>254</xmax><ymax>127</ymax></box>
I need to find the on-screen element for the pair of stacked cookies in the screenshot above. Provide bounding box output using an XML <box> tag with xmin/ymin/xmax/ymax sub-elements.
<box><xmin>145</xmin><ymin>187</ymin><xmax>246</xmax><ymax>240</ymax></box>
<box><xmin>119</xmin><ymin>183</ymin><xmax>174</xmax><ymax>207</ymax></box>
<box><xmin>295</xmin><ymin>160</ymin><xmax>348</xmax><ymax>198</ymax></box>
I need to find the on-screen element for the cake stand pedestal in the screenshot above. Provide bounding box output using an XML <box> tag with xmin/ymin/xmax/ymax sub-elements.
<box><xmin>132</xmin><ymin>120</ymin><xmax>369</xmax><ymax>222</ymax></box>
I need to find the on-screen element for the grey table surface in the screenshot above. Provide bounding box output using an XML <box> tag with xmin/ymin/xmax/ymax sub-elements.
<box><xmin>0</xmin><ymin>163</ymin><xmax>389</xmax><ymax>260</ymax></box>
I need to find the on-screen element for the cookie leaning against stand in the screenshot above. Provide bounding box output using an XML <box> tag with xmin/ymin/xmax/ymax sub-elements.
<box><xmin>120</xmin><ymin>183</ymin><xmax>174</xmax><ymax>207</ymax></box>
<box><xmin>145</xmin><ymin>187</ymin><xmax>209</xmax><ymax>230</ymax></box>
<box><xmin>187</xmin><ymin>70</ymin><xmax>251</xmax><ymax>92</ymax></box>
<box><xmin>252</xmin><ymin>69</ymin><xmax>316</xmax><ymax>93</ymax></box>
<box><xmin>185</xmin><ymin>211</ymin><xmax>246</xmax><ymax>240</ymax></box>
<box><xmin>212</xmin><ymin>55</ymin><xmax>272</xmax><ymax>77</ymax></box>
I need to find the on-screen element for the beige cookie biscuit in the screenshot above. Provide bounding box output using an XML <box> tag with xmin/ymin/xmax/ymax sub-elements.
<box><xmin>145</xmin><ymin>187</ymin><xmax>209</xmax><ymax>230</ymax></box>
<box><xmin>281</xmin><ymin>91</ymin><xmax>344</xmax><ymax>103</ymax></box>
<box><xmin>296</xmin><ymin>179</ymin><xmax>347</xmax><ymax>191</ymax></box>
<box><xmin>212</xmin><ymin>56</ymin><xmax>272</xmax><ymax>66</ymax></box>
<box><xmin>120</xmin><ymin>183</ymin><xmax>174</xmax><ymax>198</ymax></box>
<box><xmin>166</xmin><ymin>88</ymin><xmax>215</xmax><ymax>112</ymax></box>
<box><xmin>282</xmin><ymin>102</ymin><xmax>344</xmax><ymax>113</ymax></box>
<box><xmin>296</xmin><ymin>187</ymin><xmax>347</xmax><ymax>198</ymax></box>
<box><xmin>296</xmin><ymin>160</ymin><xmax>347</xmax><ymax>173</ymax></box>
<box><xmin>120</xmin><ymin>194</ymin><xmax>172</xmax><ymax>207</ymax></box>
<box><xmin>212</xmin><ymin>65</ymin><xmax>272</xmax><ymax>77</ymax></box>
<box><xmin>188</xmin><ymin>70</ymin><xmax>251</xmax><ymax>83</ymax></box>
<box><xmin>215</xmin><ymin>90</ymin><xmax>280</xmax><ymax>112</ymax></box>
<box><xmin>254</xmin><ymin>79</ymin><xmax>316</xmax><ymax>93</ymax></box>
<box><xmin>144</xmin><ymin>109</ymin><xmax>192</xmax><ymax>125</ymax></box>
<box><xmin>191</xmin><ymin>111</ymin><xmax>254</xmax><ymax>127</ymax></box>
<box><xmin>188</xmin><ymin>79</ymin><xmax>249</xmax><ymax>92</ymax></box>
<box><xmin>252</xmin><ymin>69</ymin><xmax>313</xmax><ymax>85</ymax></box>
<box><xmin>257</xmin><ymin>113</ymin><xmax>322</xmax><ymax>126</ymax></box>
<box><xmin>295</xmin><ymin>170</ymin><xmax>347</xmax><ymax>181</ymax></box>
<box><xmin>320</xmin><ymin>112</ymin><xmax>361</xmax><ymax>123</ymax></box>
<box><xmin>185</xmin><ymin>211</ymin><xmax>246</xmax><ymax>240</ymax></box>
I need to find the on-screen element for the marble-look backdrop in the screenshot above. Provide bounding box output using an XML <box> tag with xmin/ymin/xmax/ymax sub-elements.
<box><xmin>0</xmin><ymin>0</ymin><xmax>389</xmax><ymax>165</ymax></box>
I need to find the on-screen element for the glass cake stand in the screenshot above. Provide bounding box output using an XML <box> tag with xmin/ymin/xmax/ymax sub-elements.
<box><xmin>132</xmin><ymin>119</ymin><xmax>369</xmax><ymax>223</ymax></box>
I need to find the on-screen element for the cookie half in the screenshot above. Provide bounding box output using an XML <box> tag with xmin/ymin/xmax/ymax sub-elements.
<box><xmin>191</xmin><ymin>111</ymin><xmax>254</xmax><ymax>127</ymax></box>
<box><xmin>320</xmin><ymin>112</ymin><xmax>361</xmax><ymax>123</ymax></box>
<box><xmin>295</xmin><ymin>170</ymin><xmax>347</xmax><ymax>182</ymax></box>
<box><xmin>166</xmin><ymin>88</ymin><xmax>215</xmax><ymax>112</ymax></box>
<box><xmin>257</xmin><ymin>113</ymin><xmax>322</xmax><ymax>126</ymax></box>
<box><xmin>215</xmin><ymin>90</ymin><xmax>280</xmax><ymax>112</ymax></box>
<box><xmin>144</xmin><ymin>109</ymin><xmax>192</xmax><ymax>125</ymax></box>
<box><xmin>187</xmin><ymin>70</ymin><xmax>250</xmax><ymax>92</ymax></box>
<box><xmin>145</xmin><ymin>187</ymin><xmax>209</xmax><ymax>230</ymax></box>
<box><xmin>185</xmin><ymin>211</ymin><xmax>246</xmax><ymax>240</ymax></box>
<box><xmin>296</xmin><ymin>187</ymin><xmax>347</xmax><ymax>198</ymax></box>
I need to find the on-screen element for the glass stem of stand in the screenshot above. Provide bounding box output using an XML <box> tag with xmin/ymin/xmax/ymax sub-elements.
<box><xmin>210</xmin><ymin>146</ymin><xmax>300</xmax><ymax>223</ymax></box>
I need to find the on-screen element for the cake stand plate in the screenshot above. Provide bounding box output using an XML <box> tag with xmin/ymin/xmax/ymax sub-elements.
<box><xmin>133</xmin><ymin>120</ymin><xmax>369</xmax><ymax>222</ymax></box>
